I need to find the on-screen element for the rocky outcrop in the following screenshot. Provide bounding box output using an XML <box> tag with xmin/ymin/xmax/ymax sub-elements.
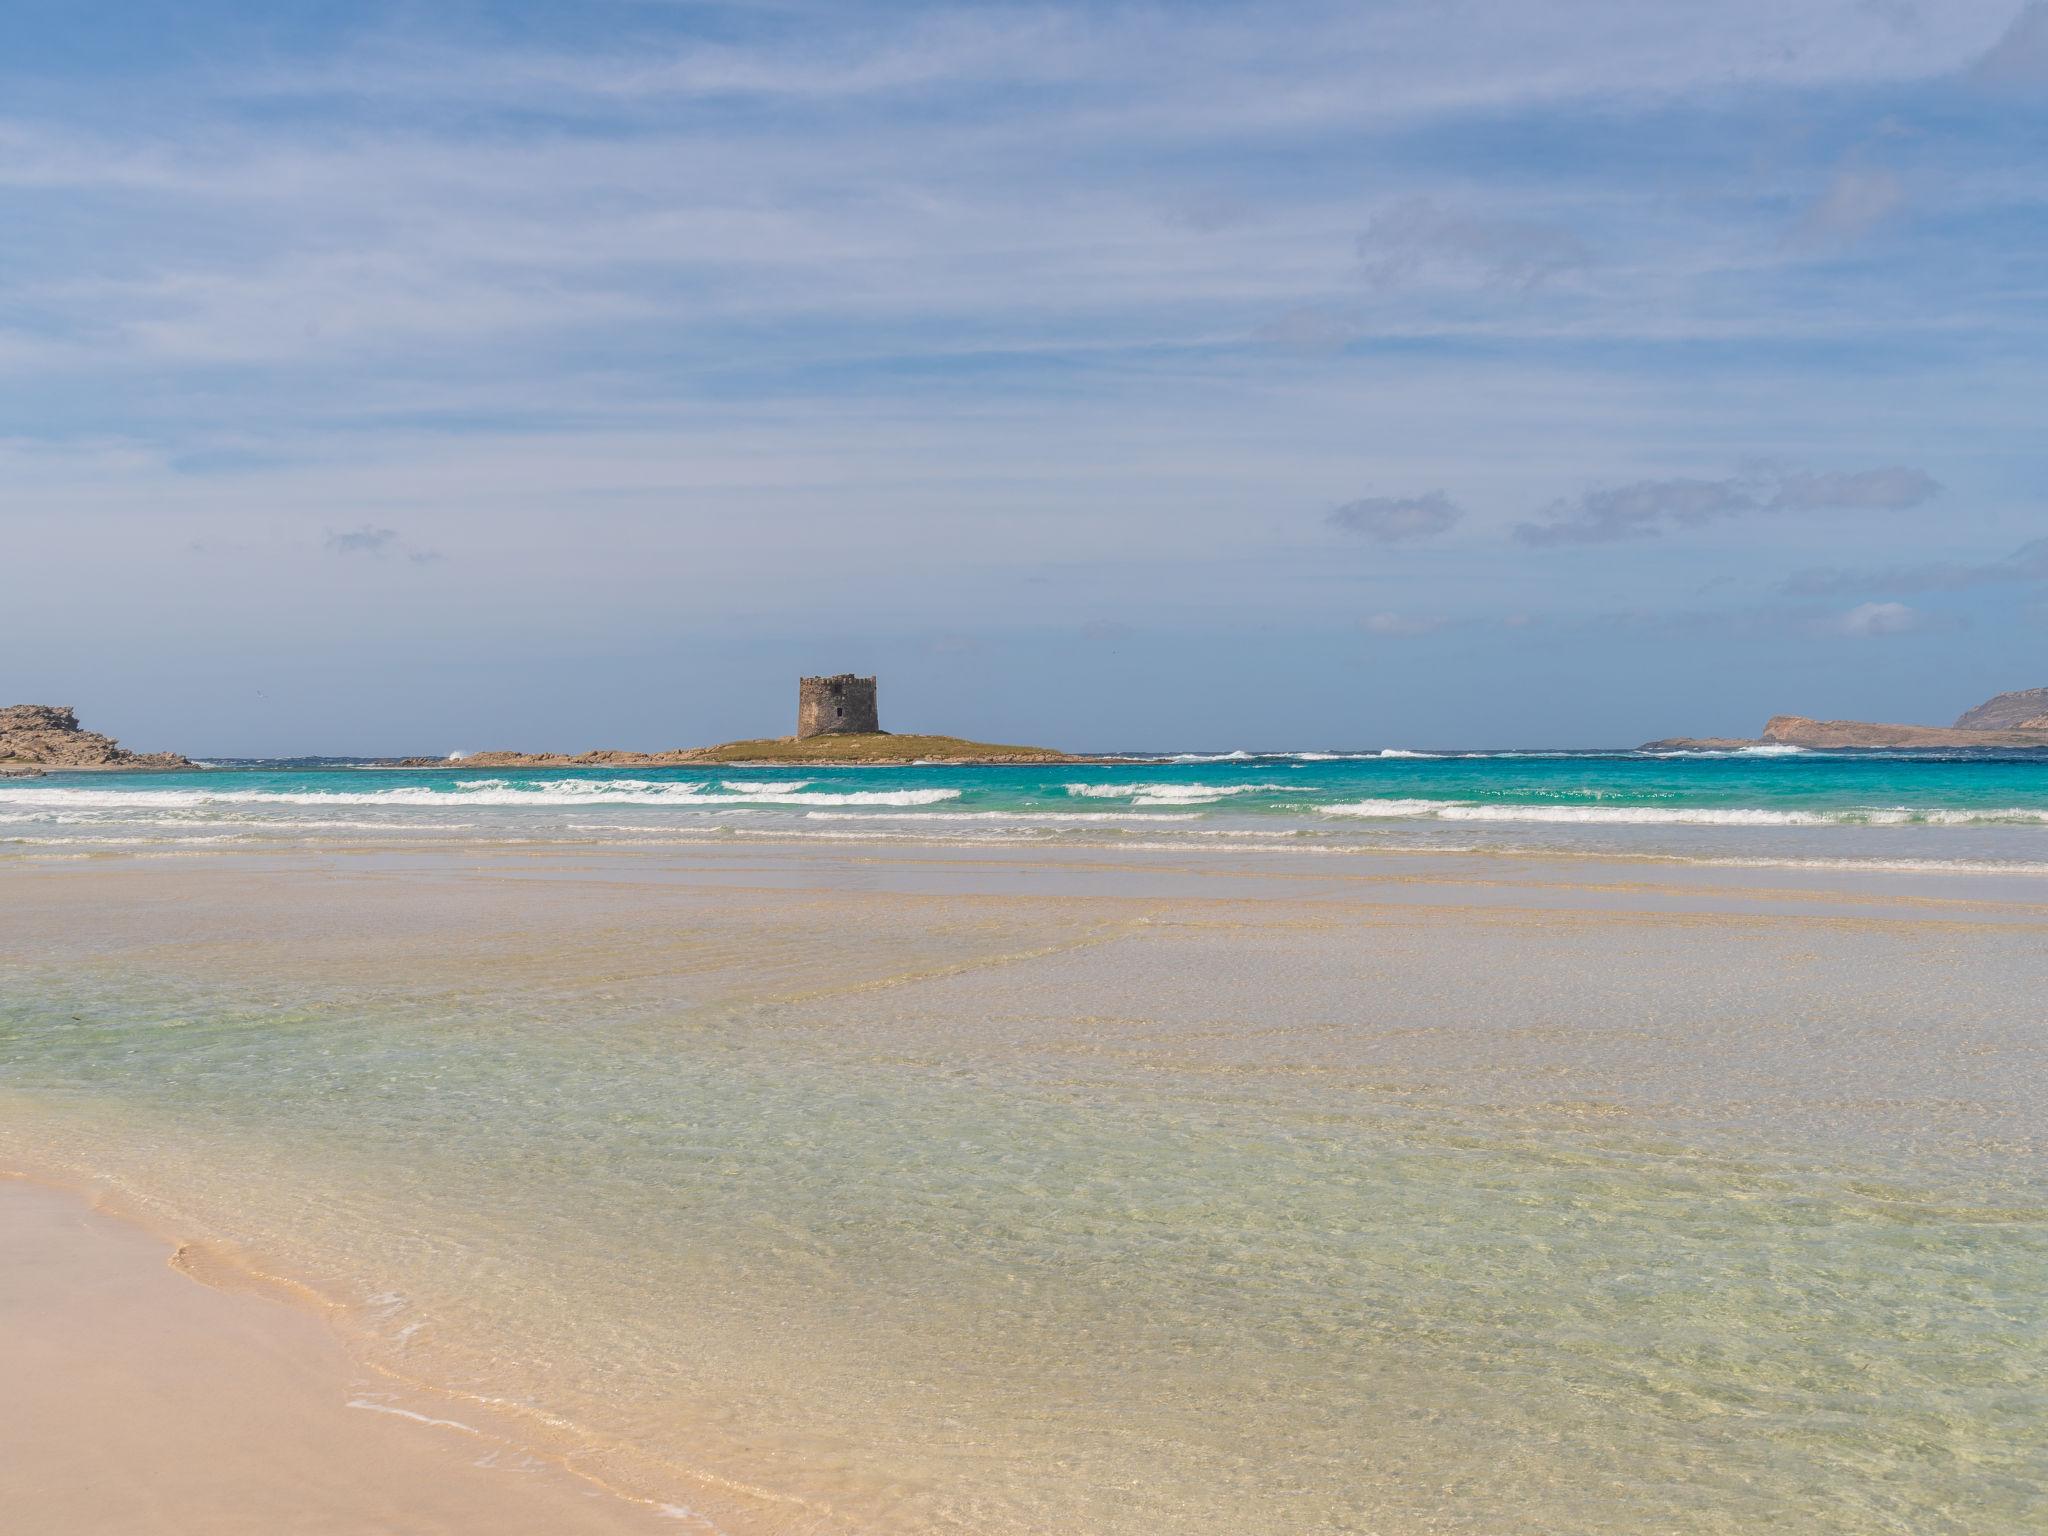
<box><xmin>1761</xmin><ymin>714</ymin><xmax>2048</xmax><ymax>749</ymax></box>
<box><xmin>0</xmin><ymin>705</ymin><xmax>192</xmax><ymax>769</ymax></box>
<box><xmin>1954</xmin><ymin>688</ymin><xmax>2048</xmax><ymax>731</ymax></box>
<box><xmin>1643</xmin><ymin>687</ymin><xmax>2048</xmax><ymax>751</ymax></box>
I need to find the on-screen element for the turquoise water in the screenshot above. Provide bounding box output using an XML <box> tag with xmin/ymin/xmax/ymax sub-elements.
<box><xmin>7</xmin><ymin>749</ymin><xmax>2048</xmax><ymax>867</ymax></box>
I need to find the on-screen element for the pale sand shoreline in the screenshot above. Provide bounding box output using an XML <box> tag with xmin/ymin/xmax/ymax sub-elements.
<box><xmin>0</xmin><ymin>1176</ymin><xmax>674</xmax><ymax>1534</ymax></box>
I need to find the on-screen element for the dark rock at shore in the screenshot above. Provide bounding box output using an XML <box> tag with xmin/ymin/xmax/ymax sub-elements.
<box><xmin>0</xmin><ymin>705</ymin><xmax>193</xmax><ymax>769</ymax></box>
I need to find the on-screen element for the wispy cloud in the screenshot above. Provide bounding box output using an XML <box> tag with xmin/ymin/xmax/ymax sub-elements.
<box><xmin>326</xmin><ymin>525</ymin><xmax>443</xmax><ymax>564</ymax></box>
<box><xmin>1328</xmin><ymin>492</ymin><xmax>1463</xmax><ymax>543</ymax></box>
<box><xmin>326</xmin><ymin>525</ymin><xmax>398</xmax><ymax>556</ymax></box>
<box><xmin>1767</xmin><ymin>467</ymin><xmax>1938</xmax><ymax>510</ymax></box>
<box><xmin>1788</xmin><ymin>166</ymin><xmax>1905</xmax><ymax>250</ymax></box>
<box><xmin>1779</xmin><ymin>535</ymin><xmax>2048</xmax><ymax>595</ymax></box>
<box><xmin>1831</xmin><ymin>599</ymin><xmax>1924</xmax><ymax>636</ymax></box>
<box><xmin>1516</xmin><ymin>465</ymin><xmax>1938</xmax><ymax>546</ymax></box>
<box><xmin>1252</xmin><ymin>306</ymin><xmax>1360</xmax><ymax>354</ymax></box>
<box><xmin>228</xmin><ymin>3</ymin><xmax>2026</xmax><ymax>123</ymax></box>
<box><xmin>1360</xmin><ymin>611</ymin><xmax>1447</xmax><ymax>636</ymax></box>
<box><xmin>1357</xmin><ymin>199</ymin><xmax>1591</xmax><ymax>291</ymax></box>
<box><xmin>1971</xmin><ymin>1</ymin><xmax>2048</xmax><ymax>85</ymax></box>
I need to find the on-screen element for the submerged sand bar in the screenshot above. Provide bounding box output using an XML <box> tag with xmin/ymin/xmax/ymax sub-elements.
<box><xmin>3</xmin><ymin>840</ymin><xmax>2045</xmax><ymax>1534</ymax></box>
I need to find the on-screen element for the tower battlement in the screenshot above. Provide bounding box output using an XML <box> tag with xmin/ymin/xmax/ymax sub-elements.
<box><xmin>797</xmin><ymin>675</ymin><xmax>880</xmax><ymax>738</ymax></box>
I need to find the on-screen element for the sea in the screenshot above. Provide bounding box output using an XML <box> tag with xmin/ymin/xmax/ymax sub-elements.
<box><xmin>6</xmin><ymin>745</ymin><xmax>2048</xmax><ymax>871</ymax></box>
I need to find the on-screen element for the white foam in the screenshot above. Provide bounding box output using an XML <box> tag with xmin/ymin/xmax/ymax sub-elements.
<box><xmin>0</xmin><ymin>782</ymin><xmax>960</xmax><ymax>810</ymax></box>
<box><xmin>1064</xmin><ymin>781</ymin><xmax>1286</xmax><ymax>805</ymax></box>
<box><xmin>345</xmin><ymin>1399</ymin><xmax>481</xmax><ymax>1434</ymax></box>
<box><xmin>762</xmin><ymin>787</ymin><xmax>957</xmax><ymax>808</ymax></box>
<box><xmin>1315</xmin><ymin>798</ymin><xmax>1447</xmax><ymax>818</ymax></box>
<box><xmin>1318</xmin><ymin>799</ymin><xmax>2048</xmax><ymax>827</ymax></box>
<box><xmin>801</xmin><ymin>810</ymin><xmax>1204</xmax><ymax>822</ymax></box>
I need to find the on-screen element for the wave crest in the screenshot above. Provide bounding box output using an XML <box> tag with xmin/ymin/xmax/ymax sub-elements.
<box><xmin>1317</xmin><ymin>799</ymin><xmax>2048</xmax><ymax>827</ymax></box>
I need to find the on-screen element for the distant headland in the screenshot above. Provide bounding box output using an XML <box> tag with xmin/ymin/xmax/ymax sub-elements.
<box><xmin>13</xmin><ymin>680</ymin><xmax>2047</xmax><ymax>771</ymax></box>
<box><xmin>0</xmin><ymin>705</ymin><xmax>192</xmax><ymax>775</ymax></box>
<box><xmin>1644</xmin><ymin>687</ymin><xmax>2048</xmax><ymax>751</ymax></box>
<box><xmin>410</xmin><ymin>735</ymin><xmax>1075</xmax><ymax>768</ymax></box>
<box><xmin>397</xmin><ymin>675</ymin><xmax>1079</xmax><ymax>767</ymax></box>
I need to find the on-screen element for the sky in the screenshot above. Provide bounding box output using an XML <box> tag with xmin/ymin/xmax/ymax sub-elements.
<box><xmin>3</xmin><ymin>0</ymin><xmax>2045</xmax><ymax>753</ymax></box>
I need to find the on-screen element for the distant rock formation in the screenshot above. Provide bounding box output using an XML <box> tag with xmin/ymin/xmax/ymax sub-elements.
<box><xmin>1954</xmin><ymin>687</ymin><xmax>2048</xmax><ymax>731</ymax></box>
<box><xmin>1760</xmin><ymin>715</ymin><xmax>2048</xmax><ymax>749</ymax></box>
<box><xmin>1644</xmin><ymin>687</ymin><xmax>2048</xmax><ymax>751</ymax></box>
<box><xmin>0</xmin><ymin>705</ymin><xmax>192</xmax><ymax>769</ymax></box>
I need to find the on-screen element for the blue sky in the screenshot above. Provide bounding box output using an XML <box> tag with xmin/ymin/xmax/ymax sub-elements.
<box><xmin>5</xmin><ymin>0</ymin><xmax>2045</xmax><ymax>752</ymax></box>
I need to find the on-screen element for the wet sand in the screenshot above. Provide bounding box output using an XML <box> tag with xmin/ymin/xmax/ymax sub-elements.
<box><xmin>0</xmin><ymin>1177</ymin><xmax>671</xmax><ymax>1535</ymax></box>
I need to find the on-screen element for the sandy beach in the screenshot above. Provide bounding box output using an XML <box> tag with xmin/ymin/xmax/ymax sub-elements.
<box><xmin>5</xmin><ymin>837</ymin><xmax>2045</xmax><ymax>1533</ymax></box>
<box><xmin>0</xmin><ymin>1177</ymin><xmax>669</xmax><ymax>1534</ymax></box>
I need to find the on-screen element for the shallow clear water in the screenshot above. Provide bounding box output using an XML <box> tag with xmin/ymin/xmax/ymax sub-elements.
<box><xmin>7</xmin><ymin>749</ymin><xmax>2048</xmax><ymax>871</ymax></box>
<box><xmin>3</xmin><ymin>845</ymin><xmax>2044</xmax><ymax>1533</ymax></box>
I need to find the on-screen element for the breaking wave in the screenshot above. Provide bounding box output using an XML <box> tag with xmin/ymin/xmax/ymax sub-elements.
<box><xmin>801</xmin><ymin>810</ymin><xmax>1204</xmax><ymax>822</ymax></box>
<box><xmin>1064</xmin><ymin>781</ymin><xmax>1289</xmax><ymax>807</ymax></box>
<box><xmin>0</xmin><ymin>781</ymin><xmax>962</xmax><ymax>810</ymax></box>
<box><xmin>8</xmin><ymin>757</ymin><xmax>2047</xmax><ymax>872</ymax></box>
<box><xmin>1317</xmin><ymin>800</ymin><xmax>2048</xmax><ymax>827</ymax></box>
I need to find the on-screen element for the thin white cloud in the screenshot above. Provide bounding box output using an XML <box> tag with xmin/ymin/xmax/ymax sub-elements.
<box><xmin>1780</xmin><ymin>536</ymin><xmax>2048</xmax><ymax>595</ymax></box>
<box><xmin>235</xmin><ymin>3</ymin><xmax>2027</xmax><ymax>121</ymax></box>
<box><xmin>1789</xmin><ymin>167</ymin><xmax>1905</xmax><ymax>249</ymax></box>
<box><xmin>1360</xmin><ymin>612</ymin><xmax>1447</xmax><ymax>636</ymax></box>
<box><xmin>1833</xmin><ymin>600</ymin><xmax>1923</xmax><ymax>636</ymax></box>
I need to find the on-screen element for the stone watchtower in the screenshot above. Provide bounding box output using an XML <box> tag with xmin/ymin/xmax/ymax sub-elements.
<box><xmin>797</xmin><ymin>675</ymin><xmax>880</xmax><ymax>738</ymax></box>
